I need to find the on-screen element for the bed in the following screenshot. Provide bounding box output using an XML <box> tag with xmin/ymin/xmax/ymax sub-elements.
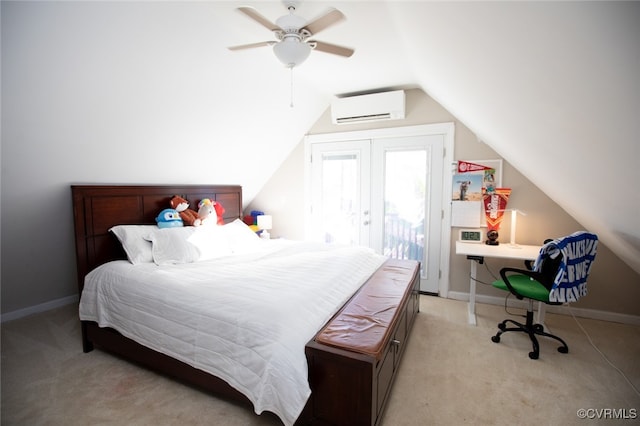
<box><xmin>72</xmin><ymin>184</ymin><xmax>420</xmax><ymax>426</ymax></box>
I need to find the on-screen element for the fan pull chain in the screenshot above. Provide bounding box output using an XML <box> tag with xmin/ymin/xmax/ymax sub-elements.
<box><xmin>290</xmin><ymin>66</ymin><xmax>294</xmax><ymax>108</ymax></box>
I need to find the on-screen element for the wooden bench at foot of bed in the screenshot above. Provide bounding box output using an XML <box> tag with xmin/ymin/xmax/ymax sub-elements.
<box><xmin>303</xmin><ymin>258</ymin><xmax>421</xmax><ymax>426</ymax></box>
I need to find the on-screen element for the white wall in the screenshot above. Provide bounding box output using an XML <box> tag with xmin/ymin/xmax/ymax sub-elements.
<box><xmin>0</xmin><ymin>1</ymin><xmax>324</xmax><ymax>314</ymax></box>
<box><xmin>1</xmin><ymin>2</ymin><xmax>208</xmax><ymax>313</ymax></box>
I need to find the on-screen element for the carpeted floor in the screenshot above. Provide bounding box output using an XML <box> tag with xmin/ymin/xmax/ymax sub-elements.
<box><xmin>2</xmin><ymin>296</ymin><xmax>639</xmax><ymax>425</ymax></box>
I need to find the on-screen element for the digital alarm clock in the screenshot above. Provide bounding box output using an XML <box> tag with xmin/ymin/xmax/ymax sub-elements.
<box><xmin>459</xmin><ymin>229</ymin><xmax>484</xmax><ymax>243</ymax></box>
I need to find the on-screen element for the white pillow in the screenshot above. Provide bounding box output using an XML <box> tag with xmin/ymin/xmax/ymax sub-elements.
<box><xmin>223</xmin><ymin>218</ymin><xmax>261</xmax><ymax>253</ymax></box>
<box><xmin>145</xmin><ymin>227</ymin><xmax>200</xmax><ymax>265</ymax></box>
<box><xmin>110</xmin><ymin>225</ymin><xmax>156</xmax><ymax>264</ymax></box>
<box><xmin>187</xmin><ymin>225</ymin><xmax>233</xmax><ymax>260</ymax></box>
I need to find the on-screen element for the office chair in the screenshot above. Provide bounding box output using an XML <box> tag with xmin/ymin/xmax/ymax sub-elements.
<box><xmin>490</xmin><ymin>232</ymin><xmax>598</xmax><ymax>359</ymax></box>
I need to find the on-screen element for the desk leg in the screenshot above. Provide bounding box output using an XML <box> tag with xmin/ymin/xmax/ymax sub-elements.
<box><xmin>468</xmin><ymin>260</ymin><xmax>477</xmax><ymax>326</ymax></box>
<box><xmin>536</xmin><ymin>302</ymin><xmax>546</xmax><ymax>326</ymax></box>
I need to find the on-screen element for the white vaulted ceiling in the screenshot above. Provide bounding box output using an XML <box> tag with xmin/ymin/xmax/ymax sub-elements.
<box><xmin>222</xmin><ymin>1</ymin><xmax>640</xmax><ymax>272</ymax></box>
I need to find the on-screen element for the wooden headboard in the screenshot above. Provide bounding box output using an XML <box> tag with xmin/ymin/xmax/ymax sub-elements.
<box><xmin>71</xmin><ymin>184</ymin><xmax>242</xmax><ymax>294</ymax></box>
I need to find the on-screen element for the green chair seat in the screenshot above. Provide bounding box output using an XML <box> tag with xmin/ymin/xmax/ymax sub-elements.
<box><xmin>492</xmin><ymin>275</ymin><xmax>550</xmax><ymax>303</ymax></box>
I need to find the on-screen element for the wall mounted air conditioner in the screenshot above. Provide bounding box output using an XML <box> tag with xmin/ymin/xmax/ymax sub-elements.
<box><xmin>331</xmin><ymin>90</ymin><xmax>405</xmax><ymax>125</ymax></box>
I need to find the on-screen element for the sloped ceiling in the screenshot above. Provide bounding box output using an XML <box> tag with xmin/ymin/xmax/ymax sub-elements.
<box><xmin>4</xmin><ymin>1</ymin><xmax>638</xmax><ymax>274</ymax></box>
<box><xmin>221</xmin><ymin>1</ymin><xmax>639</xmax><ymax>272</ymax></box>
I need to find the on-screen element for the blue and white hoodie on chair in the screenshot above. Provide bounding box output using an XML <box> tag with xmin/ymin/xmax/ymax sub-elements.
<box><xmin>533</xmin><ymin>231</ymin><xmax>598</xmax><ymax>303</ymax></box>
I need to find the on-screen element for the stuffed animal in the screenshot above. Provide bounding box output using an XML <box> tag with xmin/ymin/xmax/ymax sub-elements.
<box><xmin>197</xmin><ymin>198</ymin><xmax>225</xmax><ymax>225</ymax></box>
<box><xmin>197</xmin><ymin>199</ymin><xmax>216</xmax><ymax>225</ymax></box>
<box><xmin>155</xmin><ymin>208</ymin><xmax>183</xmax><ymax>228</ymax></box>
<box><xmin>170</xmin><ymin>195</ymin><xmax>201</xmax><ymax>226</ymax></box>
<box><xmin>212</xmin><ymin>200</ymin><xmax>225</xmax><ymax>225</ymax></box>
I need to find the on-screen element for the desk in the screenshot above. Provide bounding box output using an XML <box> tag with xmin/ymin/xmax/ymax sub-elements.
<box><xmin>455</xmin><ymin>241</ymin><xmax>542</xmax><ymax>325</ymax></box>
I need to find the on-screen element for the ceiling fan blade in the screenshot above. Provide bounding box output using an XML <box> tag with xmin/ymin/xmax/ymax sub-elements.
<box><xmin>228</xmin><ymin>41</ymin><xmax>275</xmax><ymax>51</ymax></box>
<box><xmin>309</xmin><ymin>40</ymin><xmax>354</xmax><ymax>58</ymax></box>
<box><xmin>237</xmin><ymin>7</ymin><xmax>280</xmax><ymax>32</ymax></box>
<box><xmin>303</xmin><ymin>8</ymin><xmax>345</xmax><ymax>35</ymax></box>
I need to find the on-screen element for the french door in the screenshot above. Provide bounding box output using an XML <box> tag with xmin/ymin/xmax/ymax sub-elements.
<box><xmin>309</xmin><ymin>140</ymin><xmax>371</xmax><ymax>247</ymax></box>
<box><xmin>308</xmin><ymin>131</ymin><xmax>447</xmax><ymax>294</ymax></box>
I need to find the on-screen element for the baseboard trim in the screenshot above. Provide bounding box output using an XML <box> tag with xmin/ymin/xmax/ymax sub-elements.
<box><xmin>4</xmin><ymin>292</ymin><xmax>639</xmax><ymax>326</ymax></box>
<box><xmin>1</xmin><ymin>295</ymin><xmax>78</xmax><ymax>323</ymax></box>
<box><xmin>446</xmin><ymin>291</ymin><xmax>640</xmax><ymax>326</ymax></box>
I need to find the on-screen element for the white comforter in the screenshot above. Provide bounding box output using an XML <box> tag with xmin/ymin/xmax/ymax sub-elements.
<box><xmin>79</xmin><ymin>240</ymin><xmax>386</xmax><ymax>425</ymax></box>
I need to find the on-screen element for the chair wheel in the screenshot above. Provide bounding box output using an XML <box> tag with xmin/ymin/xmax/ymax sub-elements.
<box><xmin>558</xmin><ymin>346</ymin><xmax>568</xmax><ymax>354</ymax></box>
<box><xmin>528</xmin><ymin>351</ymin><xmax>539</xmax><ymax>360</ymax></box>
<box><xmin>491</xmin><ymin>335</ymin><xmax>500</xmax><ymax>343</ymax></box>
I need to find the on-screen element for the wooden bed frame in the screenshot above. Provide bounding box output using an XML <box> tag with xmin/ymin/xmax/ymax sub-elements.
<box><xmin>72</xmin><ymin>184</ymin><xmax>419</xmax><ymax>426</ymax></box>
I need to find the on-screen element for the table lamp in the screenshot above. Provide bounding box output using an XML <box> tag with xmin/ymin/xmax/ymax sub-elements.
<box><xmin>509</xmin><ymin>209</ymin><xmax>527</xmax><ymax>247</ymax></box>
<box><xmin>257</xmin><ymin>215</ymin><xmax>272</xmax><ymax>239</ymax></box>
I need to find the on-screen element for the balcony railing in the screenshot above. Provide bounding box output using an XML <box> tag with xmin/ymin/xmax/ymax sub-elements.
<box><xmin>384</xmin><ymin>215</ymin><xmax>424</xmax><ymax>263</ymax></box>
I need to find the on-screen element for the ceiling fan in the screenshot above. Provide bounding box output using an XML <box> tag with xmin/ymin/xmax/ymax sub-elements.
<box><xmin>228</xmin><ymin>1</ymin><xmax>354</xmax><ymax>69</ymax></box>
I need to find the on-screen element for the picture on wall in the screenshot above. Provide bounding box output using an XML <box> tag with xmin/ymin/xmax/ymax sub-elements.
<box><xmin>451</xmin><ymin>173</ymin><xmax>483</xmax><ymax>201</ymax></box>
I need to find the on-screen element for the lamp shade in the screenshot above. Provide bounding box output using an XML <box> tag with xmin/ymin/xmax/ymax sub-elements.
<box><xmin>257</xmin><ymin>215</ymin><xmax>272</xmax><ymax>230</ymax></box>
<box><xmin>273</xmin><ymin>37</ymin><xmax>311</xmax><ymax>68</ymax></box>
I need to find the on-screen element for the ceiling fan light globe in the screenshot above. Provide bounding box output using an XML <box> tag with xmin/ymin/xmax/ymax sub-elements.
<box><xmin>273</xmin><ymin>39</ymin><xmax>311</xmax><ymax>68</ymax></box>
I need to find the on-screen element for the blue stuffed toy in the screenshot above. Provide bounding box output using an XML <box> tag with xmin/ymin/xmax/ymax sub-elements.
<box><xmin>155</xmin><ymin>208</ymin><xmax>183</xmax><ymax>228</ymax></box>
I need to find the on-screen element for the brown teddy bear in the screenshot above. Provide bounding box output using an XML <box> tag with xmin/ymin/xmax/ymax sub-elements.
<box><xmin>170</xmin><ymin>195</ymin><xmax>201</xmax><ymax>226</ymax></box>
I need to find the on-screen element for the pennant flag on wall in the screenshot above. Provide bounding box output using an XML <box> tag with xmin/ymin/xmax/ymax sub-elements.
<box><xmin>457</xmin><ymin>161</ymin><xmax>494</xmax><ymax>173</ymax></box>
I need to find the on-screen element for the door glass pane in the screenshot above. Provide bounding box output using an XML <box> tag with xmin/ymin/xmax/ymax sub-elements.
<box><xmin>384</xmin><ymin>150</ymin><xmax>426</xmax><ymax>265</ymax></box>
<box><xmin>321</xmin><ymin>153</ymin><xmax>359</xmax><ymax>245</ymax></box>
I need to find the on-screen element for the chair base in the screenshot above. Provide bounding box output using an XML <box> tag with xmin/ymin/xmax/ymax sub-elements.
<box><xmin>491</xmin><ymin>304</ymin><xmax>569</xmax><ymax>360</ymax></box>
